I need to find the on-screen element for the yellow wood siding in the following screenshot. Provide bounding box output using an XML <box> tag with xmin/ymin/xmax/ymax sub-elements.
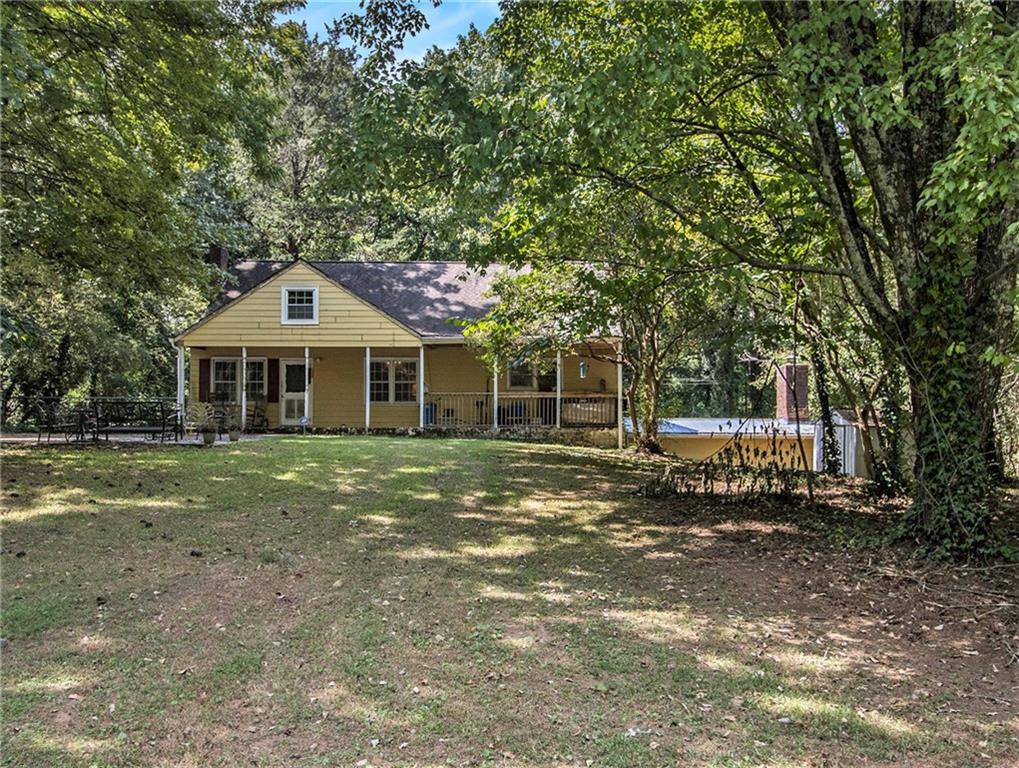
<box><xmin>562</xmin><ymin>351</ymin><xmax>617</xmax><ymax>393</ymax></box>
<box><xmin>189</xmin><ymin>346</ymin><xmax>426</xmax><ymax>429</ymax></box>
<box><xmin>426</xmin><ymin>345</ymin><xmax>491</xmax><ymax>392</ymax></box>
<box><xmin>497</xmin><ymin>349</ymin><xmax>618</xmax><ymax>393</ymax></box>
<box><xmin>312</xmin><ymin>347</ymin><xmax>368</xmax><ymax>427</ymax></box>
<box><xmin>422</xmin><ymin>345</ymin><xmax>492</xmax><ymax>426</ymax></box>
<box><xmin>180</xmin><ymin>262</ymin><xmax>420</xmax><ymax>347</ymax></box>
<box><xmin>367</xmin><ymin>346</ymin><xmax>422</xmax><ymax>428</ymax></box>
<box><xmin>188</xmin><ymin>346</ymin><xmax>367</xmax><ymax>428</ymax></box>
<box><xmin>186</xmin><ymin>343</ymin><xmax>619</xmax><ymax>430</ymax></box>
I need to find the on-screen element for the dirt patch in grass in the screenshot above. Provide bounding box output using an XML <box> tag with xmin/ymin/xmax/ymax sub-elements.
<box><xmin>1</xmin><ymin>437</ymin><xmax>1016</xmax><ymax>767</ymax></box>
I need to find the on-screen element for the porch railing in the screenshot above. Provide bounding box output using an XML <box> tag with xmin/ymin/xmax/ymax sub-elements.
<box><xmin>561</xmin><ymin>394</ymin><xmax>618</xmax><ymax>427</ymax></box>
<box><xmin>424</xmin><ymin>392</ymin><xmax>493</xmax><ymax>428</ymax></box>
<box><xmin>424</xmin><ymin>392</ymin><xmax>618</xmax><ymax>429</ymax></box>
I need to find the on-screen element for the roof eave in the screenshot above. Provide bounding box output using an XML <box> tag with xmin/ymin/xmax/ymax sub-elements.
<box><xmin>174</xmin><ymin>260</ymin><xmax>304</xmax><ymax>344</ymax></box>
<box><xmin>175</xmin><ymin>259</ymin><xmax>427</xmax><ymax>345</ymax></box>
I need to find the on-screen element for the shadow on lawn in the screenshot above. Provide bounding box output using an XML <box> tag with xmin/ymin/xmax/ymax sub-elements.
<box><xmin>337</xmin><ymin>447</ymin><xmax>949</xmax><ymax>762</ymax></box>
<box><xmin>1</xmin><ymin>437</ymin><xmax>1010</xmax><ymax>767</ymax></box>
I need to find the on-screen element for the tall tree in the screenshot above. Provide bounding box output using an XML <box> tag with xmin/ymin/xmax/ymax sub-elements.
<box><xmin>476</xmin><ymin>170</ymin><xmax>762</xmax><ymax>451</ymax></box>
<box><xmin>328</xmin><ymin>0</ymin><xmax>1019</xmax><ymax>553</ymax></box>
<box><xmin>325</xmin><ymin>25</ymin><xmax>504</xmax><ymax>261</ymax></box>
<box><xmin>237</xmin><ymin>35</ymin><xmax>363</xmax><ymax>260</ymax></box>
<box><xmin>757</xmin><ymin>2</ymin><xmax>1018</xmax><ymax>553</ymax></box>
<box><xmin>1</xmin><ymin>1</ymin><xmax>300</xmax><ymax>416</ymax></box>
<box><xmin>483</xmin><ymin>1</ymin><xmax>1019</xmax><ymax>555</ymax></box>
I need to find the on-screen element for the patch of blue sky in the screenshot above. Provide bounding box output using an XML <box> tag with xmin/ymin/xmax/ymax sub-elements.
<box><xmin>281</xmin><ymin>1</ymin><xmax>500</xmax><ymax>60</ymax></box>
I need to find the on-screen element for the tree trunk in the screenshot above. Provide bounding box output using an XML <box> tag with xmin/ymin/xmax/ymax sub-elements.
<box><xmin>870</xmin><ymin>359</ymin><xmax>915</xmax><ymax>495</ymax></box>
<box><xmin>635</xmin><ymin>362</ymin><xmax>663</xmax><ymax>453</ymax></box>
<box><xmin>810</xmin><ymin>346</ymin><xmax>841</xmax><ymax>475</ymax></box>
<box><xmin>48</xmin><ymin>332</ymin><xmax>72</xmax><ymax>400</ymax></box>
<box><xmin>903</xmin><ymin>359</ymin><xmax>994</xmax><ymax>555</ymax></box>
<box><xmin>709</xmin><ymin>342</ymin><xmax>739</xmax><ymax>415</ymax></box>
<box><xmin>0</xmin><ymin>379</ymin><xmax>15</xmax><ymax>430</ymax></box>
<box><xmin>983</xmin><ymin>417</ymin><xmax>1005</xmax><ymax>485</ymax></box>
<box><xmin>900</xmin><ymin>261</ymin><xmax>999</xmax><ymax>555</ymax></box>
<box><xmin>759</xmin><ymin>0</ymin><xmax>1017</xmax><ymax>555</ymax></box>
<box><xmin>625</xmin><ymin>373</ymin><xmax>642</xmax><ymax>450</ymax></box>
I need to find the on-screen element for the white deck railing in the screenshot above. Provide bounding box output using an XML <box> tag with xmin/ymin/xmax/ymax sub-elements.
<box><xmin>560</xmin><ymin>394</ymin><xmax>618</xmax><ymax>426</ymax></box>
<box><xmin>424</xmin><ymin>392</ymin><xmax>493</xmax><ymax>428</ymax></box>
<box><xmin>424</xmin><ymin>392</ymin><xmax>617</xmax><ymax>429</ymax></box>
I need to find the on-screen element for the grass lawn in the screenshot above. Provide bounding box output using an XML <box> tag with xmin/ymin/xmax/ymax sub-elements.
<box><xmin>1</xmin><ymin>436</ymin><xmax>1016</xmax><ymax>767</ymax></box>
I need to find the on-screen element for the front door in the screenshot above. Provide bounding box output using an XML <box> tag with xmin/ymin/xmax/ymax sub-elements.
<box><xmin>280</xmin><ymin>360</ymin><xmax>310</xmax><ymax>425</ymax></box>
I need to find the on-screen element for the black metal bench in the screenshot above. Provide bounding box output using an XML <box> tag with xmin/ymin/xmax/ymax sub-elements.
<box><xmin>35</xmin><ymin>401</ymin><xmax>86</xmax><ymax>443</ymax></box>
<box><xmin>90</xmin><ymin>399</ymin><xmax>179</xmax><ymax>442</ymax></box>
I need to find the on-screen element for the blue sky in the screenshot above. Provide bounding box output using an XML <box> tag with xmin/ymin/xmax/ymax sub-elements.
<box><xmin>283</xmin><ymin>1</ymin><xmax>501</xmax><ymax>60</ymax></box>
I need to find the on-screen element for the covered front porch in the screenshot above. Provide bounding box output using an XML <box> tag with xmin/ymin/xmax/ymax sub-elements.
<box><xmin>176</xmin><ymin>342</ymin><xmax>625</xmax><ymax>446</ymax></box>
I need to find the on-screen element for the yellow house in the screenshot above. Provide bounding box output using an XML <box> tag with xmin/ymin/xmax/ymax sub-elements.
<box><xmin>174</xmin><ymin>260</ymin><xmax>624</xmax><ymax>445</ymax></box>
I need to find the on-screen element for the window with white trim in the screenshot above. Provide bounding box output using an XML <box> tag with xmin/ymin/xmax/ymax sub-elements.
<box><xmin>369</xmin><ymin>361</ymin><xmax>390</xmax><ymax>402</ymax></box>
<box><xmin>245</xmin><ymin>360</ymin><xmax>266</xmax><ymax>401</ymax></box>
<box><xmin>281</xmin><ymin>286</ymin><xmax>319</xmax><ymax>324</ymax></box>
<box><xmin>212</xmin><ymin>360</ymin><xmax>237</xmax><ymax>403</ymax></box>
<box><xmin>393</xmin><ymin>361</ymin><xmax>417</xmax><ymax>402</ymax></box>
<box><xmin>369</xmin><ymin>359</ymin><xmax>418</xmax><ymax>403</ymax></box>
<box><xmin>211</xmin><ymin>358</ymin><xmax>268</xmax><ymax>403</ymax></box>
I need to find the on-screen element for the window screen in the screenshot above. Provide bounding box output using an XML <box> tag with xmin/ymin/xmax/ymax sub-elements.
<box><xmin>212</xmin><ymin>360</ymin><xmax>237</xmax><ymax>403</ymax></box>
<box><xmin>285</xmin><ymin>289</ymin><xmax>316</xmax><ymax>321</ymax></box>
<box><xmin>370</xmin><ymin>361</ymin><xmax>390</xmax><ymax>402</ymax></box>
<box><xmin>245</xmin><ymin>360</ymin><xmax>266</xmax><ymax>400</ymax></box>
<box><xmin>509</xmin><ymin>363</ymin><xmax>534</xmax><ymax>388</ymax></box>
<box><xmin>393</xmin><ymin>361</ymin><xmax>418</xmax><ymax>402</ymax></box>
<box><xmin>284</xmin><ymin>363</ymin><xmax>306</xmax><ymax>394</ymax></box>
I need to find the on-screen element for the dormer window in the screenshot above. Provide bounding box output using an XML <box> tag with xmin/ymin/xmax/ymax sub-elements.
<box><xmin>281</xmin><ymin>286</ymin><xmax>319</xmax><ymax>325</ymax></box>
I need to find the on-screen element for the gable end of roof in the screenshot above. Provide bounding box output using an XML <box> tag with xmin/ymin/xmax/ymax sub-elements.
<box><xmin>177</xmin><ymin>259</ymin><xmax>510</xmax><ymax>342</ymax></box>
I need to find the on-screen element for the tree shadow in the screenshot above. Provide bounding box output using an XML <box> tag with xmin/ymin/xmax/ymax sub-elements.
<box><xmin>1</xmin><ymin>437</ymin><xmax>1014</xmax><ymax>766</ymax></box>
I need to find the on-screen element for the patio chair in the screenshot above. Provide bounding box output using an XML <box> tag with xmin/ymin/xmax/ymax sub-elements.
<box><xmin>247</xmin><ymin>399</ymin><xmax>269</xmax><ymax>432</ymax></box>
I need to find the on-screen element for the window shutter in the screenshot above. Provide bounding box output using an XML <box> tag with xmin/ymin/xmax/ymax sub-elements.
<box><xmin>198</xmin><ymin>358</ymin><xmax>210</xmax><ymax>402</ymax></box>
<box><xmin>267</xmin><ymin>359</ymin><xmax>280</xmax><ymax>403</ymax></box>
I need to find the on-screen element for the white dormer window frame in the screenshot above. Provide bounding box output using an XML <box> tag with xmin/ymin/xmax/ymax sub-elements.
<box><xmin>281</xmin><ymin>286</ymin><xmax>319</xmax><ymax>325</ymax></box>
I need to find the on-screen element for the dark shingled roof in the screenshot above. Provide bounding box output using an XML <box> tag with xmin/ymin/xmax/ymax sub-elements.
<box><xmin>206</xmin><ymin>260</ymin><xmax>514</xmax><ymax>338</ymax></box>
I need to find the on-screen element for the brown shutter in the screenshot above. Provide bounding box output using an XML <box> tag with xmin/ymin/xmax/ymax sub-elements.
<box><xmin>267</xmin><ymin>359</ymin><xmax>279</xmax><ymax>403</ymax></box>
<box><xmin>198</xmin><ymin>358</ymin><xmax>210</xmax><ymax>402</ymax></box>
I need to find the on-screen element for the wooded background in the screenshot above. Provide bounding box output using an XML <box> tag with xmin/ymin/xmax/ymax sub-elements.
<box><xmin>2</xmin><ymin>0</ymin><xmax>1017</xmax><ymax>555</ymax></box>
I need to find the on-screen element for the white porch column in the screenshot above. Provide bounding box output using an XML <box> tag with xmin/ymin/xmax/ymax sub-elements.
<box><xmin>175</xmin><ymin>346</ymin><xmax>185</xmax><ymax>421</ymax></box>
<box><xmin>492</xmin><ymin>359</ymin><xmax>499</xmax><ymax>432</ymax></box>
<box><xmin>240</xmin><ymin>346</ymin><xmax>247</xmax><ymax>430</ymax></box>
<box><xmin>364</xmin><ymin>346</ymin><xmax>371</xmax><ymax>430</ymax></box>
<box><xmin>616</xmin><ymin>346</ymin><xmax>624</xmax><ymax>449</ymax></box>
<box><xmin>555</xmin><ymin>350</ymin><xmax>562</xmax><ymax>429</ymax></box>
<box><xmin>175</xmin><ymin>346</ymin><xmax>185</xmax><ymax>433</ymax></box>
<box><xmin>303</xmin><ymin>346</ymin><xmax>310</xmax><ymax>425</ymax></box>
<box><xmin>418</xmin><ymin>345</ymin><xmax>425</xmax><ymax>429</ymax></box>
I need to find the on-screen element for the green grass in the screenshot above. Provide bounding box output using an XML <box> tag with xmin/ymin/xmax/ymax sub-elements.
<box><xmin>0</xmin><ymin>436</ymin><xmax>1010</xmax><ymax>767</ymax></box>
<box><xmin>212</xmin><ymin>652</ymin><xmax>263</xmax><ymax>681</ymax></box>
<box><xmin>258</xmin><ymin>545</ymin><xmax>290</xmax><ymax>565</ymax></box>
<box><xmin>1</xmin><ymin>596</ymin><xmax>73</xmax><ymax>639</ymax></box>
